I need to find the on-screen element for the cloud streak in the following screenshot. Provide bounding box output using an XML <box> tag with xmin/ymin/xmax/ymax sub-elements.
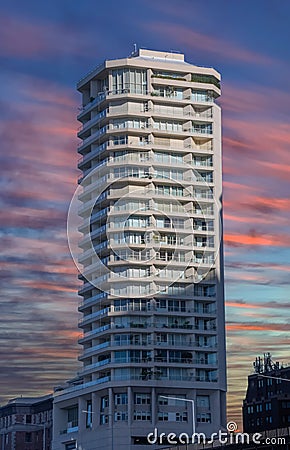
<box><xmin>146</xmin><ymin>22</ymin><xmax>274</xmax><ymax>65</ymax></box>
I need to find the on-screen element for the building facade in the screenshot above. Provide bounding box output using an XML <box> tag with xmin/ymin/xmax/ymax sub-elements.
<box><xmin>53</xmin><ymin>48</ymin><xmax>226</xmax><ymax>450</ymax></box>
<box><xmin>243</xmin><ymin>353</ymin><xmax>290</xmax><ymax>433</ymax></box>
<box><xmin>0</xmin><ymin>395</ymin><xmax>53</xmax><ymax>450</ymax></box>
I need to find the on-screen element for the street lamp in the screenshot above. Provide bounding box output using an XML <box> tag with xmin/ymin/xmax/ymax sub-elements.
<box><xmin>82</xmin><ymin>410</ymin><xmax>114</xmax><ymax>450</ymax></box>
<box><xmin>160</xmin><ymin>395</ymin><xmax>195</xmax><ymax>435</ymax></box>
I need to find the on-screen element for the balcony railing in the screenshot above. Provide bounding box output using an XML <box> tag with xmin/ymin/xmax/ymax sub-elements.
<box><xmin>54</xmin><ymin>376</ymin><xmax>111</xmax><ymax>396</ymax></box>
<box><xmin>78</xmin><ymin>108</ymin><xmax>108</xmax><ymax>133</ymax></box>
<box><xmin>80</xmin><ymin>342</ymin><xmax>110</xmax><ymax>357</ymax></box>
<box><xmin>82</xmin><ymin>358</ymin><xmax>111</xmax><ymax>371</ymax></box>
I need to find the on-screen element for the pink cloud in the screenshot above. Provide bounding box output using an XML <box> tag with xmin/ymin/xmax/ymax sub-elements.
<box><xmin>147</xmin><ymin>22</ymin><xmax>273</xmax><ymax>65</ymax></box>
<box><xmin>221</xmin><ymin>83</ymin><xmax>290</xmax><ymax>116</ymax></box>
<box><xmin>0</xmin><ymin>14</ymin><xmax>93</xmax><ymax>59</ymax></box>
<box><xmin>227</xmin><ymin>322</ymin><xmax>290</xmax><ymax>332</ymax></box>
<box><xmin>224</xmin><ymin>231</ymin><xmax>290</xmax><ymax>247</ymax></box>
<box><xmin>225</xmin><ymin>301</ymin><xmax>263</xmax><ymax>310</ymax></box>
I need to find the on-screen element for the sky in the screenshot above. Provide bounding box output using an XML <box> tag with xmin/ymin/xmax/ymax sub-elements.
<box><xmin>0</xmin><ymin>0</ymin><xmax>290</xmax><ymax>429</ymax></box>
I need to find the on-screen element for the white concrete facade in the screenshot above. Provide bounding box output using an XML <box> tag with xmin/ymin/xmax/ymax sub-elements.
<box><xmin>52</xmin><ymin>49</ymin><xmax>226</xmax><ymax>450</ymax></box>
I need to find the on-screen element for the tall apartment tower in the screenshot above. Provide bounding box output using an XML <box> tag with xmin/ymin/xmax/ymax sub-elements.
<box><xmin>53</xmin><ymin>49</ymin><xmax>226</xmax><ymax>450</ymax></box>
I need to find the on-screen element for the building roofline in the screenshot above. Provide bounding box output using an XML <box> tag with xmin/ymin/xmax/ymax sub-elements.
<box><xmin>5</xmin><ymin>393</ymin><xmax>53</xmax><ymax>406</ymax></box>
<box><xmin>77</xmin><ymin>48</ymin><xmax>220</xmax><ymax>90</ymax></box>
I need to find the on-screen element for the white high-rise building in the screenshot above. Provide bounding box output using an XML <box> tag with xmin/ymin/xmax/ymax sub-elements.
<box><xmin>53</xmin><ymin>49</ymin><xmax>226</xmax><ymax>450</ymax></box>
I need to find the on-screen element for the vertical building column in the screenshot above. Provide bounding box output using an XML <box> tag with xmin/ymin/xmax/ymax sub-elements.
<box><xmin>92</xmin><ymin>392</ymin><xmax>99</xmax><ymax>429</ymax></box>
<box><xmin>52</xmin><ymin>401</ymin><xmax>65</xmax><ymax>445</ymax></box>
<box><xmin>109</xmin><ymin>388</ymin><xmax>114</xmax><ymax>425</ymax></box>
<box><xmin>108</xmin><ymin>388</ymin><xmax>114</xmax><ymax>450</ymax></box>
<box><xmin>127</xmin><ymin>387</ymin><xmax>132</xmax><ymax>424</ymax></box>
<box><xmin>152</xmin><ymin>388</ymin><xmax>156</xmax><ymax>426</ymax></box>
<box><xmin>78</xmin><ymin>396</ymin><xmax>86</xmax><ymax>431</ymax></box>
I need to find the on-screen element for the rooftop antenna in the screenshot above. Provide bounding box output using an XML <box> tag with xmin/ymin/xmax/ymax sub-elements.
<box><xmin>133</xmin><ymin>43</ymin><xmax>137</xmax><ymax>53</ymax></box>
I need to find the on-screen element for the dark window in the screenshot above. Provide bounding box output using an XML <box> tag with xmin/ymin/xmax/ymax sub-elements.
<box><xmin>65</xmin><ymin>443</ymin><xmax>77</xmax><ymax>450</ymax></box>
<box><xmin>25</xmin><ymin>432</ymin><xmax>32</xmax><ymax>443</ymax></box>
<box><xmin>26</xmin><ymin>415</ymin><xmax>32</xmax><ymax>424</ymax></box>
<box><xmin>67</xmin><ymin>405</ymin><xmax>78</xmax><ymax>428</ymax></box>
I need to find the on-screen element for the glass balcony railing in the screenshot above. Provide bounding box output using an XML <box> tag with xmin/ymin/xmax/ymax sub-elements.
<box><xmin>82</xmin><ymin>358</ymin><xmax>111</xmax><ymax>371</ymax></box>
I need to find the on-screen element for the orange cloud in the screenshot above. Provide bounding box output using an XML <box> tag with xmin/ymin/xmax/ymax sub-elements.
<box><xmin>225</xmin><ymin>302</ymin><xmax>262</xmax><ymax>310</ymax></box>
<box><xmin>224</xmin><ymin>232</ymin><xmax>290</xmax><ymax>247</ymax></box>
<box><xmin>227</xmin><ymin>323</ymin><xmax>289</xmax><ymax>332</ymax></box>
<box><xmin>223</xmin><ymin>213</ymin><xmax>274</xmax><ymax>225</ymax></box>
<box><xmin>227</xmin><ymin>195</ymin><xmax>290</xmax><ymax>212</ymax></box>
<box><xmin>21</xmin><ymin>280</ymin><xmax>76</xmax><ymax>293</ymax></box>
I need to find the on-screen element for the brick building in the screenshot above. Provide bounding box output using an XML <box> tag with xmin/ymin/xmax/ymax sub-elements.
<box><xmin>243</xmin><ymin>353</ymin><xmax>290</xmax><ymax>433</ymax></box>
<box><xmin>0</xmin><ymin>395</ymin><xmax>53</xmax><ymax>450</ymax></box>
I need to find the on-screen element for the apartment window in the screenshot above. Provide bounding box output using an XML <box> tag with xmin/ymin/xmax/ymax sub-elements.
<box><xmin>113</xmin><ymin>135</ymin><xmax>128</xmax><ymax>146</ymax></box>
<box><xmin>192</xmin><ymin>90</ymin><xmax>213</xmax><ymax>102</ymax></box>
<box><xmin>113</xmin><ymin>118</ymin><xmax>126</xmax><ymax>129</ymax></box>
<box><xmin>135</xmin><ymin>393</ymin><xmax>151</xmax><ymax>405</ymax></box>
<box><xmin>115</xmin><ymin>412</ymin><xmax>128</xmax><ymax>421</ymax></box>
<box><xmin>113</xmin><ymin>118</ymin><xmax>148</xmax><ymax>129</ymax></box>
<box><xmin>115</xmin><ymin>393</ymin><xmax>128</xmax><ymax>405</ymax></box>
<box><xmin>265</xmin><ymin>402</ymin><xmax>272</xmax><ymax>411</ymax></box>
<box><xmin>167</xmin><ymin>284</ymin><xmax>186</xmax><ymax>295</ymax></box>
<box><xmin>153</xmin><ymin>120</ymin><xmax>183</xmax><ymax>132</ymax></box>
<box><xmin>133</xmin><ymin>411</ymin><xmax>151</xmax><ymax>421</ymax></box>
<box><xmin>154</xmin><ymin>87</ymin><xmax>183</xmax><ymax>99</ymax></box>
<box><xmin>154</xmin><ymin>71</ymin><xmax>186</xmax><ymax>80</ymax></box>
<box><xmin>86</xmin><ymin>400</ymin><xmax>92</xmax><ymax>428</ymax></box>
<box><xmin>114</xmin><ymin>166</ymin><xmax>149</xmax><ymax>179</ymax></box>
<box><xmin>191</xmin><ymin>73</ymin><xmax>220</xmax><ymax>88</ymax></box>
<box><xmin>115</xmin><ymin>350</ymin><xmax>127</xmax><ymax>362</ymax></box>
<box><xmin>100</xmin><ymin>414</ymin><xmax>109</xmax><ymax>425</ymax></box>
<box><xmin>176</xmin><ymin>412</ymin><xmax>188</xmax><ymax>422</ymax></box>
<box><xmin>155</xmin><ymin>168</ymin><xmax>183</xmax><ymax>181</ymax></box>
<box><xmin>155</xmin><ymin>217</ymin><xmax>184</xmax><ymax>230</ymax></box>
<box><xmin>192</xmin><ymin>123</ymin><xmax>212</xmax><ymax>134</ymax></box>
<box><xmin>155</xmin><ymin>151</ymin><xmax>183</xmax><ymax>164</ymax></box>
<box><xmin>25</xmin><ymin>433</ymin><xmax>32</xmax><ymax>443</ymax></box>
<box><xmin>142</xmin><ymin>101</ymin><xmax>149</xmax><ymax>112</ymax></box>
<box><xmin>139</xmin><ymin>136</ymin><xmax>149</xmax><ymax>145</ymax></box>
<box><xmin>256</xmin><ymin>404</ymin><xmax>262</xmax><ymax>413</ymax></box>
<box><xmin>125</xmin><ymin>216</ymin><xmax>149</xmax><ymax>228</ymax></box>
<box><xmin>65</xmin><ymin>443</ymin><xmax>77</xmax><ymax>450</ymax></box>
<box><xmin>112</xmin><ymin>68</ymin><xmax>147</xmax><ymax>95</ymax></box>
<box><xmin>158</xmin><ymin>394</ymin><xmax>185</xmax><ymax>406</ymax></box>
<box><xmin>197</xmin><ymin>413</ymin><xmax>211</xmax><ymax>423</ymax></box>
<box><xmin>26</xmin><ymin>414</ymin><xmax>32</xmax><ymax>424</ymax></box>
<box><xmin>67</xmin><ymin>406</ymin><xmax>78</xmax><ymax>428</ymax></box>
<box><xmin>196</xmin><ymin>395</ymin><xmax>210</xmax><ymax>408</ymax></box>
<box><xmin>158</xmin><ymin>412</ymin><xmax>168</xmax><ymax>421</ymax></box>
<box><xmin>101</xmin><ymin>396</ymin><xmax>109</xmax><ymax>411</ymax></box>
